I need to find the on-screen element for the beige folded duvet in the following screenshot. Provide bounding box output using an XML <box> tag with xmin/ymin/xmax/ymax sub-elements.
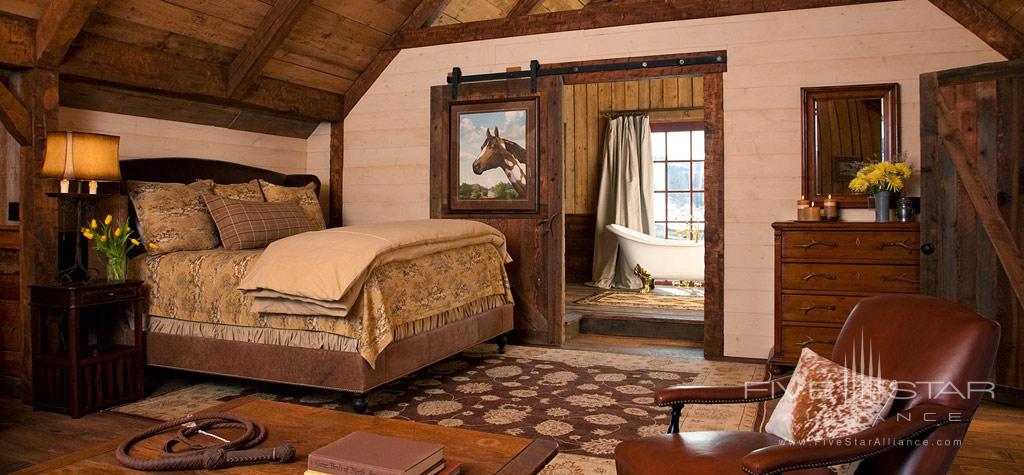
<box><xmin>238</xmin><ymin>219</ymin><xmax>511</xmax><ymax>315</ymax></box>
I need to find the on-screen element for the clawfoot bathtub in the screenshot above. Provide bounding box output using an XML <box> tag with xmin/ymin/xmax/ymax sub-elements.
<box><xmin>607</xmin><ymin>224</ymin><xmax>705</xmax><ymax>290</ymax></box>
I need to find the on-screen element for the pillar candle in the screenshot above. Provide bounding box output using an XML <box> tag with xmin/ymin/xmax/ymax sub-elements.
<box><xmin>797</xmin><ymin>195</ymin><xmax>810</xmax><ymax>220</ymax></box>
<box><xmin>823</xmin><ymin>194</ymin><xmax>839</xmax><ymax>220</ymax></box>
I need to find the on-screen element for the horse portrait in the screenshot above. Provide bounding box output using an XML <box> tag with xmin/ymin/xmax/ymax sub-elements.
<box><xmin>472</xmin><ymin>127</ymin><xmax>527</xmax><ymax>197</ymax></box>
<box><xmin>450</xmin><ymin>100</ymin><xmax>538</xmax><ymax>212</ymax></box>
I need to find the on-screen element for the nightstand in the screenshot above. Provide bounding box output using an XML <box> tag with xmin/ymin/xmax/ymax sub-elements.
<box><xmin>30</xmin><ymin>280</ymin><xmax>145</xmax><ymax>418</ymax></box>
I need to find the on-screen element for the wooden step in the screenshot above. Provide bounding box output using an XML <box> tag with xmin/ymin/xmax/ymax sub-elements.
<box><xmin>577</xmin><ymin>313</ymin><xmax>704</xmax><ymax>341</ymax></box>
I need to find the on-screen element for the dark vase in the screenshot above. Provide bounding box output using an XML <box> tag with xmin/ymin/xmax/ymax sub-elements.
<box><xmin>874</xmin><ymin>191</ymin><xmax>891</xmax><ymax>223</ymax></box>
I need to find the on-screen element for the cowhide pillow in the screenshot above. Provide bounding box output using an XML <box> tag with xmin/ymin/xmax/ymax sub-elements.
<box><xmin>765</xmin><ymin>347</ymin><xmax>898</xmax><ymax>474</ymax></box>
<box><xmin>258</xmin><ymin>180</ymin><xmax>325</xmax><ymax>230</ymax></box>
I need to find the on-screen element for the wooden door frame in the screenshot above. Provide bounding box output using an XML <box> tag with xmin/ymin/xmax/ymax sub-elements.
<box><xmin>553</xmin><ymin>52</ymin><xmax>727</xmax><ymax>358</ymax></box>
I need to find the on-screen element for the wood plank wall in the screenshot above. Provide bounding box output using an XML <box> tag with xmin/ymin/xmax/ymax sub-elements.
<box><xmin>0</xmin><ymin>224</ymin><xmax>17</xmax><ymax>380</ymax></box>
<box><xmin>562</xmin><ymin>77</ymin><xmax>704</xmax><ymax>283</ymax></box>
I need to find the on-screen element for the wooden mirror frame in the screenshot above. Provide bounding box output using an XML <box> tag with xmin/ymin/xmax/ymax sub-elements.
<box><xmin>801</xmin><ymin>83</ymin><xmax>900</xmax><ymax>208</ymax></box>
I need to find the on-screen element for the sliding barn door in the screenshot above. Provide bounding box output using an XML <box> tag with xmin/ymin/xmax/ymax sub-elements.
<box><xmin>921</xmin><ymin>60</ymin><xmax>1024</xmax><ymax>399</ymax></box>
<box><xmin>430</xmin><ymin>77</ymin><xmax>565</xmax><ymax>346</ymax></box>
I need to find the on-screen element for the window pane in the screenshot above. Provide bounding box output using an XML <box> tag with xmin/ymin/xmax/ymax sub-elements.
<box><xmin>692</xmin><ymin>192</ymin><xmax>705</xmax><ymax>221</ymax></box>
<box><xmin>691</xmin><ymin>130</ymin><xmax>705</xmax><ymax>160</ymax></box>
<box><xmin>653</xmin><ymin>163</ymin><xmax>666</xmax><ymax>191</ymax></box>
<box><xmin>654</xmin><ymin>192</ymin><xmax>666</xmax><ymax>221</ymax></box>
<box><xmin>668</xmin><ymin>193</ymin><xmax>691</xmax><ymax>221</ymax></box>
<box><xmin>692</xmin><ymin>161</ymin><xmax>704</xmax><ymax>190</ymax></box>
<box><xmin>667</xmin><ymin>163</ymin><xmax>690</xmax><ymax>190</ymax></box>
<box><xmin>667</xmin><ymin>131</ymin><xmax>690</xmax><ymax>160</ymax></box>
<box><xmin>667</xmin><ymin>223</ymin><xmax>689</xmax><ymax>240</ymax></box>
<box><xmin>654</xmin><ymin>223</ymin><xmax>666</xmax><ymax>239</ymax></box>
<box><xmin>652</xmin><ymin>132</ymin><xmax>666</xmax><ymax>162</ymax></box>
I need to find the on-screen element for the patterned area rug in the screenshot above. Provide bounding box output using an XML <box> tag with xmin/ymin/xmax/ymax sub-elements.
<box><xmin>574</xmin><ymin>290</ymin><xmax>704</xmax><ymax>311</ymax></box>
<box><xmin>111</xmin><ymin>345</ymin><xmax>764</xmax><ymax>474</ymax></box>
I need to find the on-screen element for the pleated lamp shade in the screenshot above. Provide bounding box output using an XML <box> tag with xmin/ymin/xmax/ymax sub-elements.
<box><xmin>41</xmin><ymin>131</ymin><xmax>121</xmax><ymax>181</ymax></box>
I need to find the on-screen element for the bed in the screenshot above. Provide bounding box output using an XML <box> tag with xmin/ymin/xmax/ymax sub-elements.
<box><xmin>120</xmin><ymin>158</ymin><xmax>514</xmax><ymax>412</ymax></box>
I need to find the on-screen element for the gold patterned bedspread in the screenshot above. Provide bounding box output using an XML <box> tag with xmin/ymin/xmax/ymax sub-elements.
<box><xmin>129</xmin><ymin>243</ymin><xmax>512</xmax><ymax>367</ymax></box>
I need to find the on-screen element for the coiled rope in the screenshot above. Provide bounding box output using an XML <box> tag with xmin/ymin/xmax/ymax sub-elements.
<box><xmin>116</xmin><ymin>412</ymin><xmax>295</xmax><ymax>471</ymax></box>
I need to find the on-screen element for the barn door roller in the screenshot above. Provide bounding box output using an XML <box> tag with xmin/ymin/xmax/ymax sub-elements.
<box><xmin>447</xmin><ymin>54</ymin><xmax>727</xmax><ymax>99</ymax></box>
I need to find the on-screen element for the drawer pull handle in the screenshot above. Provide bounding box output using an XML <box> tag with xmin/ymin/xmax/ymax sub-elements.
<box><xmin>108</xmin><ymin>292</ymin><xmax>115</xmax><ymax>297</ymax></box>
<box><xmin>797</xmin><ymin>240</ymin><xmax>838</xmax><ymax>249</ymax></box>
<box><xmin>799</xmin><ymin>304</ymin><xmax>836</xmax><ymax>314</ymax></box>
<box><xmin>882</xmin><ymin>273</ymin><xmax>920</xmax><ymax>285</ymax></box>
<box><xmin>799</xmin><ymin>337</ymin><xmax>836</xmax><ymax>347</ymax></box>
<box><xmin>880</xmin><ymin>239</ymin><xmax>914</xmax><ymax>251</ymax></box>
<box><xmin>801</xmin><ymin>273</ymin><xmax>837</xmax><ymax>281</ymax></box>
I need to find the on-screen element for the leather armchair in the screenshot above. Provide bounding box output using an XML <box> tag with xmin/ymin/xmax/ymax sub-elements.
<box><xmin>614</xmin><ymin>294</ymin><xmax>1001</xmax><ymax>475</ymax></box>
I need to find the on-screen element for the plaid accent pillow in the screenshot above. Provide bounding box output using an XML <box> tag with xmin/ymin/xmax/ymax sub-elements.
<box><xmin>203</xmin><ymin>194</ymin><xmax>317</xmax><ymax>250</ymax></box>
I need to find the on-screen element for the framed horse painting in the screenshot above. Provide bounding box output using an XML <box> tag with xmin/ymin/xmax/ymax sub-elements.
<box><xmin>449</xmin><ymin>98</ymin><xmax>539</xmax><ymax>212</ymax></box>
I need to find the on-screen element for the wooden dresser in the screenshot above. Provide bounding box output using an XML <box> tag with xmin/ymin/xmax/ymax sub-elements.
<box><xmin>770</xmin><ymin>221</ymin><xmax>920</xmax><ymax>373</ymax></box>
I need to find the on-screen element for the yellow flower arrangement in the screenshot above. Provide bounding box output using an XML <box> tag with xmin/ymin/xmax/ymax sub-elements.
<box><xmin>81</xmin><ymin>214</ymin><xmax>149</xmax><ymax>281</ymax></box>
<box><xmin>848</xmin><ymin>156</ymin><xmax>913</xmax><ymax>195</ymax></box>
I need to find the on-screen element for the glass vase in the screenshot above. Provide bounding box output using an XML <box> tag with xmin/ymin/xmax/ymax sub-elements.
<box><xmin>105</xmin><ymin>254</ymin><xmax>127</xmax><ymax>282</ymax></box>
<box><xmin>873</xmin><ymin>190</ymin><xmax>892</xmax><ymax>223</ymax></box>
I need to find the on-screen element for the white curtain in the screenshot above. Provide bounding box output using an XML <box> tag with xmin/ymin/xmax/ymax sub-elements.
<box><xmin>590</xmin><ymin>115</ymin><xmax>654</xmax><ymax>289</ymax></box>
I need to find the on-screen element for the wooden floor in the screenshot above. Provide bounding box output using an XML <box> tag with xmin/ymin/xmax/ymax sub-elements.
<box><xmin>1</xmin><ymin>343</ymin><xmax>1023</xmax><ymax>473</ymax></box>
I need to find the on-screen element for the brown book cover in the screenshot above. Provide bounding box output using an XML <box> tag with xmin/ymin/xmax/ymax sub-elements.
<box><xmin>308</xmin><ymin>431</ymin><xmax>443</xmax><ymax>475</ymax></box>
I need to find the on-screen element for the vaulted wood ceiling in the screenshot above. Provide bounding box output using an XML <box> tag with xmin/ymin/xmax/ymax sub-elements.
<box><xmin>0</xmin><ymin>0</ymin><xmax>1022</xmax><ymax>139</ymax></box>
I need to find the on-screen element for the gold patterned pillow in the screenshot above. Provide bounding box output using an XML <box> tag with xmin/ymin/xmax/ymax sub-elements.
<box><xmin>258</xmin><ymin>180</ymin><xmax>325</xmax><ymax>230</ymax></box>
<box><xmin>765</xmin><ymin>348</ymin><xmax>898</xmax><ymax>474</ymax></box>
<box><xmin>193</xmin><ymin>179</ymin><xmax>265</xmax><ymax>202</ymax></box>
<box><xmin>127</xmin><ymin>180</ymin><xmax>220</xmax><ymax>254</ymax></box>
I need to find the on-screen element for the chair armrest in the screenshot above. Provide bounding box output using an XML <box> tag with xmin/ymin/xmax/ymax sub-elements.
<box><xmin>655</xmin><ymin>376</ymin><xmax>790</xmax><ymax>407</ymax></box>
<box><xmin>740</xmin><ymin>404</ymin><xmax>967</xmax><ymax>475</ymax></box>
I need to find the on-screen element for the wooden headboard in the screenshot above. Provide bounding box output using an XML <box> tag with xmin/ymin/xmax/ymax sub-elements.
<box><xmin>119</xmin><ymin>157</ymin><xmax>320</xmax><ymax>195</ymax></box>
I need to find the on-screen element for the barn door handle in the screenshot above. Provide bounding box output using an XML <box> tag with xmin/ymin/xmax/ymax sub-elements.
<box><xmin>536</xmin><ymin>213</ymin><xmax>558</xmax><ymax>234</ymax></box>
<box><xmin>880</xmin><ymin>239</ymin><xmax>914</xmax><ymax>250</ymax></box>
<box><xmin>797</xmin><ymin>239</ymin><xmax>837</xmax><ymax>249</ymax></box>
<box><xmin>799</xmin><ymin>337</ymin><xmax>836</xmax><ymax>347</ymax></box>
<box><xmin>882</xmin><ymin>273</ymin><xmax>920</xmax><ymax>284</ymax></box>
<box><xmin>801</xmin><ymin>273</ymin><xmax>837</xmax><ymax>281</ymax></box>
<box><xmin>799</xmin><ymin>304</ymin><xmax>836</xmax><ymax>314</ymax></box>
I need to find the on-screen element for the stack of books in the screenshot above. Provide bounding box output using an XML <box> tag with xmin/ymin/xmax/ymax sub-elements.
<box><xmin>305</xmin><ymin>431</ymin><xmax>462</xmax><ymax>475</ymax></box>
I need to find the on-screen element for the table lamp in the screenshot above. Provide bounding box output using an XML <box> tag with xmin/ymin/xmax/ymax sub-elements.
<box><xmin>41</xmin><ymin>131</ymin><xmax>121</xmax><ymax>282</ymax></box>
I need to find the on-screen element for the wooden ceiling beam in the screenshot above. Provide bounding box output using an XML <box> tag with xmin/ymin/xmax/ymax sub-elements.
<box><xmin>928</xmin><ymin>0</ymin><xmax>1024</xmax><ymax>60</ymax></box>
<box><xmin>0</xmin><ymin>13</ymin><xmax>35</xmax><ymax>68</ymax></box>
<box><xmin>343</xmin><ymin>0</ymin><xmax>452</xmax><ymax>117</ymax></box>
<box><xmin>507</xmin><ymin>0</ymin><xmax>545</xmax><ymax>18</ymax></box>
<box><xmin>227</xmin><ymin>0</ymin><xmax>314</xmax><ymax>99</ymax></box>
<box><xmin>35</xmin><ymin>0</ymin><xmax>100</xmax><ymax>69</ymax></box>
<box><xmin>0</xmin><ymin>79</ymin><xmax>31</xmax><ymax>145</ymax></box>
<box><xmin>394</xmin><ymin>0</ymin><xmax>898</xmax><ymax>49</ymax></box>
<box><xmin>61</xmin><ymin>33</ymin><xmax>343</xmax><ymax>122</ymax></box>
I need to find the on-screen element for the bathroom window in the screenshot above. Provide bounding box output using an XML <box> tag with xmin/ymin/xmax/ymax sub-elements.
<box><xmin>651</xmin><ymin>122</ymin><xmax>705</xmax><ymax>240</ymax></box>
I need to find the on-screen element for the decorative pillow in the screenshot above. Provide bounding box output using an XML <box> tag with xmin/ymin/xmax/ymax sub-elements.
<box><xmin>194</xmin><ymin>179</ymin><xmax>265</xmax><ymax>202</ymax></box>
<box><xmin>258</xmin><ymin>180</ymin><xmax>326</xmax><ymax>230</ymax></box>
<box><xmin>127</xmin><ymin>180</ymin><xmax>219</xmax><ymax>254</ymax></box>
<box><xmin>203</xmin><ymin>194</ymin><xmax>317</xmax><ymax>250</ymax></box>
<box><xmin>766</xmin><ymin>348</ymin><xmax>898</xmax><ymax>474</ymax></box>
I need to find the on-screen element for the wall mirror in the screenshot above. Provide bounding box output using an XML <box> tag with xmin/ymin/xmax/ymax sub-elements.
<box><xmin>802</xmin><ymin>83</ymin><xmax>900</xmax><ymax>208</ymax></box>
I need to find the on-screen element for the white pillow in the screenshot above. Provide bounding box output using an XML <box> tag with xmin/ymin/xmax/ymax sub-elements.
<box><xmin>766</xmin><ymin>348</ymin><xmax>898</xmax><ymax>474</ymax></box>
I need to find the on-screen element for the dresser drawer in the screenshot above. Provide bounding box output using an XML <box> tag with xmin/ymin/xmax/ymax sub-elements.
<box><xmin>77</xmin><ymin>285</ymin><xmax>142</xmax><ymax>306</ymax></box>
<box><xmin>780</xmin><ymin>295</ymin><xmax>862</xmax><ymax>324</ymax></box>
<box><xmin>781</xmin><ymin>263</ymin><xmax>919</xmax><ymax>293</ymax></box>
<box><xmin>780</xmin><ymin>325</ymin><xmax>840</xmax><ymax>360</ymax></box>
<box><xmin>781</xmin><ymin>230</ymin><xmax>919</xmax><ymax>261</ymax></box>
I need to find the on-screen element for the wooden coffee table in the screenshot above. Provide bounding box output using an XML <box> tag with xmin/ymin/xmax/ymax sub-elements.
<box><xmin>15</xmin><ymin>397</ymin><xmax>558</xmax><ymax>474</ymax></box>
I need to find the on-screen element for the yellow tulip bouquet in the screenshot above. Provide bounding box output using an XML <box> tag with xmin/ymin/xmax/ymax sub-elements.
<box><xmin>848</xmin><ymin>158</ymin><xmax>912</xmax><ymax>194</ymax></box>
<box><xmin>81</xmin><ymin>215</ymin><xmax>155</xmax><ymax>281</ymax></box>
